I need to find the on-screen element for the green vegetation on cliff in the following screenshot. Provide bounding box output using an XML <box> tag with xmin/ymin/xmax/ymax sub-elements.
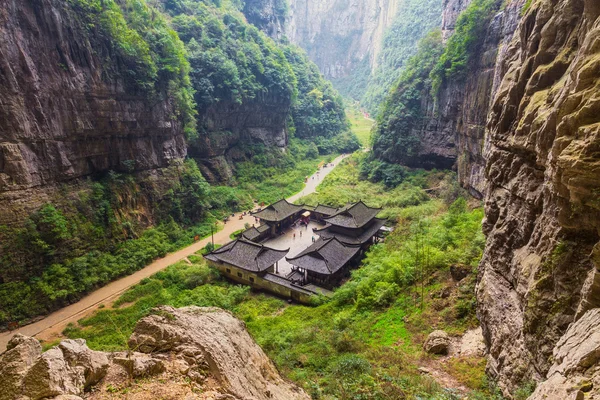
<box><xmin>430</xmin><ymin>0</ymin><xmax>501</xmax><ymax>95</ymax></box>
<box><xmin>331</xmin><ymin>0</ymin><xmax>442</xmax><ymax>115</ymax></box>
<box><xmin>371</xmin><ymin>30</ymin><xmax>444</xmax><ymax>165</ymax></box>
<box><xmin>59</xmin><ymin>154</ymin><xmax>492</xmax><ymax>398</ymax></box>
<box><xmin>361</xmin><ymin>0</ymin><xmax>442</xmax><ymax>114</ymax></box>
<box><xmin>69</xmin><ymin>0</ymin><xmax>197</xmax><ymax>136</ymax></box>
<box><xmin>284</xmin><ymin>45</ymin><xmax>357</xmax><ymax>154</ymax></box>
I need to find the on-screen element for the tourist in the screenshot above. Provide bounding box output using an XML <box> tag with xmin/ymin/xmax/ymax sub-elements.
<box><xmin>312</xmin><ymin>236</ymin><xmax>315</xmax><ymax>243</ymax></box>
<box><xmin>300</xmin><ymin>231</ymin><xmax>302</xmax><ymax>237</ymax></box>
<box><xmin>293</xmin><ymin>233</ymin><xmax>296</xmax><ymax>240</ymax></box>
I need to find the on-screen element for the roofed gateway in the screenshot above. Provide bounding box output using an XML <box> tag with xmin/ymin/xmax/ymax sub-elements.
<box><xmin>205</xmin><ymin>199</ymin><xmax>387</xmax><ymax>303</ymax></box>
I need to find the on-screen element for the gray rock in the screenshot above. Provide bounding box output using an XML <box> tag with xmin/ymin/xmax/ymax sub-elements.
<box><xmin>423</xmin><ymin>330</ymin><xmax>450</xmax><ymax>355</ymax></box>
<box><xmin>0</xmin><ymin>334</ymin><xmax>42</xmax><ymax>400</ymax></box>
<box><xmin>129</xmin><ymin>306</ymin><xmax>310</xmax><ymax>400</ymax></box>
<box><xmin>529</xmin><ymin>309</ymin><xmax>600</xmax><ymax>400</ymax></box>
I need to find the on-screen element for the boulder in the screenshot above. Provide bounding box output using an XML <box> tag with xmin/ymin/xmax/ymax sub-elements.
<box><xmin>114</xmin><ymin>353</ymin><xmax>166</xmax><ymax>378</ymax></box>
<box><xmin>129</xmin><ymin>306</ymin><xmax>310</xmax><ymax>400</ymax></box>
<box><xmin>423</xmin><ymin>330</ymin><xmax>450</xmax><ymax>355</ymax></box>
<box><xmin>0</xmin><ymin>334</ymin><xmax>42</xmax><ymax>400</ymax></box>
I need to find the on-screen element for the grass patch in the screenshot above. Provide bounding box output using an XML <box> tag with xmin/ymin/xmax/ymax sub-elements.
<box><xmin>347</xmin><ymin>107</ymin><xmax>374</xmax><ymax>148</ymax></box>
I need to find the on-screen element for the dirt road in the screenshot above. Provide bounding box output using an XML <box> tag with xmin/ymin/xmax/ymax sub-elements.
<box><xmin>0</xmin><ymin>154</ymin><xmax>348</xmax><ymax>352</ymax></box>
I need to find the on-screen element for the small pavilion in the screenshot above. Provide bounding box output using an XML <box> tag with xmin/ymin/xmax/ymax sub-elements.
<box><xmin>286</xmin><ymin>237</ymin><xmax>361</xmax><ymax>289</ymax></box>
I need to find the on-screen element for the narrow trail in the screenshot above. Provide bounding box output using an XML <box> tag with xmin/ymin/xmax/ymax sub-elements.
<box><xmin>0</xmin><ymin>154</ymin><xmax>349</xmax><ymax>352</ymax></box>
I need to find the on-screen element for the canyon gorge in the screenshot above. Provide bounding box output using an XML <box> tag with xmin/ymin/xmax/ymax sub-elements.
<box><xmin>0</xmin><ymin>0</ymin><xmax>599</xmax><ymax>399</ymax></box>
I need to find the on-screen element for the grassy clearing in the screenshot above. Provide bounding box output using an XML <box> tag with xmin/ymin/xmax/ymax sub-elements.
<box><xmin>347</xmin><ymin>108</ymin><xmax>374</xmax><ymax>148</ymax></box>
<box><xmin>60</xmin><ymin>153</ymin><xmax>494</xmax><ymax>399</ymax></box>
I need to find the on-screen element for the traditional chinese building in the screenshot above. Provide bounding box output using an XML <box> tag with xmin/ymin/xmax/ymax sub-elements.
<box><xmin>313</xmin><ymin>200</ymin><xmax>386</xmax><ymax>247</ymax></box>
<box><xmin>252</xmin><ymin>199</ymin><xmax>304</xmax><ymax>235</ymax></box>
<box><xmin>204</xmin><ymin>238</ymin><xmax>288</xmax><ymax>284</ymax></box>
<box><xmin>286</xmin><ymin>237</ymin><xmax>361</xmax><ymax>289</ymax></box>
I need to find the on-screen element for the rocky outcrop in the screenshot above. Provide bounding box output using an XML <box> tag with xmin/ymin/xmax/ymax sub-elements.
<box><xmin>0</xmin><ymin>0</ymin><xmax>186</xmax><ymax>224</ymax></box>
<box><xmin>413</xmin><ymin>0</ymin><xmax>526</xmax><ymax>198</ymax></box>
<box><xmin>0</xmin><ymin>334</ymin><xmax>109</xmax><ymax>400</ymax></box>
<box><xmin>441</xmin><ymin>0</ymin><xmax>473</xmax><ymax>40</ymax></box>
<box><xmin>0</xmin><ymin>307</ymin><xmax>309</xmax><ymax>400</ymax></box>
<box><xmin>528</xmin><ymin>309</ymin><xmax>600</xmax><ymax>399</ymax></box>
<box><xmin>190</xmin><ymin>93</ymin><xmax>290</xmax><ymax>183</ymax></box>
<box><xmin>285</xmin><ymin>0</ymin><xmax>400</xmax><ymax>79</ymax></box>
<box><xmin>478</xmin><ymin>0</ymin><xmax>600</xmax><ymax>395</ymax></box>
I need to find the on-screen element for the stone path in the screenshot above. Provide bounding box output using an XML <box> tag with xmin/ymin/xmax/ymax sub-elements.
<box><xmin>0</xmin><ymin>154</ymin><xmax>349</xmax><ymax>352</ymax></box>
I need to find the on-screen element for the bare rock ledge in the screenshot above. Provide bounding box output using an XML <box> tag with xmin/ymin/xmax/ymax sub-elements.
<box><xmin>0</xmin><ymin>306</ymin><xmax>309</xmax><ymax>400</ymax></box>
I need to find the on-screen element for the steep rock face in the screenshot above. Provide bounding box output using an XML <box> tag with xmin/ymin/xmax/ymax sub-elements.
<box><xmin>285</xmin><ymin>0</ymin><xmax>399</xmax><ymax>79</ymax></box>
<box><xmin>0</xmin><ymin>307</ymin><xmax>310</xmax><ymax>400</ymax></box>
<box><xmin>190</xmin><ymin>93</ymin><xmax>290</xmax><ymax>183</ymax></box>
<box><xmin>0</xmin><ymin>0</ymin><xmax>186</xmax><ymax>223</ymax></box>
<box><xmin>478</xmin><ymin>0</ymin><xmax>600</xmax><ymax>394</ymax></box>
<box><xmin>243</xmin><ymin>0</ymin><xmax>288</xmax><ymax>40</ymax></box>
<box><xmin>416</xmin><ymin>0</ymin><xmax>525</xmax><ymax>198</ymax></box>
<box><xmin>441</xmin><ymin>0</ymin><xmax>472</xmax><ymax>39</ymax></box>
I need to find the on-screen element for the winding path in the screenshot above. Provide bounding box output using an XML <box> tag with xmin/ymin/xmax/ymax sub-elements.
<box><xmin>0</xmin><ymin>154</ymin><xmax>348</xmax><ymax>352</ymax></box>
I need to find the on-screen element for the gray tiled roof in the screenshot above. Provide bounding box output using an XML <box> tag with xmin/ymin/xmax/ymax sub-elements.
<box><xmin>241</xmin><ymin>227</ymin><xmax>261</xmax><ymax>241</ymax></box>
<box><xmin>241</xmin><ymin>224</ymin><xmax>271</xmax><ymax>241</ymax></box>
<box><xmin>324</xmin><ymin>200</ymin><xmax>381</xmax><ymax>229</ymax></box>
<box><xmin>204</xmin><ymin>238</ymin><xmax>288</xmax><ymax>272</ymax></box>
<box><xmin>252</xmin><ymin>199</ymin><xmax>303</xmax><ymax>222</ymax></box>
<box><xmin>286</xmin><ymin>237</ymin><xmax>360</xmax><ymax>275</ymax></box>
<box><xmin>315</xmin><ymin>218</ymin><xmax>387</xmax><ymax>245</ymax></box>
<box><xmin>314</xmin><ymin>204</ymin><xmax>339</xmax><ymax>216</ymax></box>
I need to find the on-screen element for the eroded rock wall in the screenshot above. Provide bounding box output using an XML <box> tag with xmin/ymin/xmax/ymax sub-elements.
<box><xmin>190</xmin><ymin>92</ymin><xmax>290</xmax><ymax>183</ymax></box>
<box><xmin>478</xmin><ymin>0</ymin><xmax>600</xmax><ymax>394</ymax></box>
<box><xmin>0</xmin><ymin>0</ymin><xmax>186</xmax><ymax>224</ymax></box>
<box><xmin>414</xmin><ymin>0</ymin><xmax>525</xmax><ymax>198</ymax></box>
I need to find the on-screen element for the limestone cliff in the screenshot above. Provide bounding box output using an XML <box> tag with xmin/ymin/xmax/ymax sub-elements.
<box><xmin>0</xmin><ymin>306</ymin><xmax>310</xmax><ymax>400</ymax></box>
<box><xmin>285</xmin><ymin>0</ymin><xmax>400</xmax><ymax>79</ymax></box>
<box><xmin>372</xmin><ymin>0</ymin><xmax>525</xmax><ymax>199</ymax></box>
<box><xmin>0</xmin><ymin>0</ymin><xmax>187</xmax><ymax>224</ymax></box>
<box><xmin>478</xmin><ymin>0</ymin><xmax>600</xmax><ymax>395</ymax></box>
<box><xmin>418</xmin><ymin>0</ymin><xmax>525</xmax><ymax>199</ymax></box>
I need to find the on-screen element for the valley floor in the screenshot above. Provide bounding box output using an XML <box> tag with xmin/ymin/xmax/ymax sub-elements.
<box><xmin>36</xmin><ymin>153</ymin><xmax>497</xmax><ymax>399</ymax></box>
<box><xmin>0</xmin><ymin>155</ymin><xmax>349</xmax><ymax>352</ymax></box>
